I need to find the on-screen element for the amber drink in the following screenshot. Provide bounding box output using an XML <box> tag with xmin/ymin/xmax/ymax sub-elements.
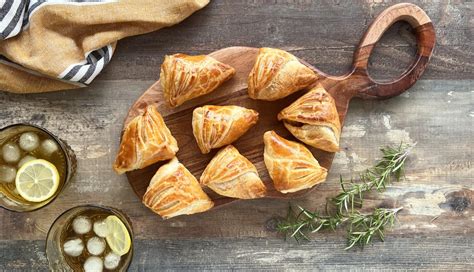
<box><xmin>46</xmin><ymin>205</ymin><xmax>133</xmax><ymax>271</ymax></box>
<box><xmin>0</xmin><ymin>124</ymin><xmax>76</xmax><ymax>211</ymax></box>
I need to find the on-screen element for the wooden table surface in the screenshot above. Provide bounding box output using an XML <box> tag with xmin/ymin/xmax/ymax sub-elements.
<box><xmin>1</xmin><ymin>1</ymin><xmax>473</xmax><ymax>271</ymax></box>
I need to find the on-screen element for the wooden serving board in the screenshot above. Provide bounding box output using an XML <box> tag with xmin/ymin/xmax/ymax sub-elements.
<box><xmin>123</xmin><ymin>3</ymin><xmax>435</xmax><ymax>208</ymax></box>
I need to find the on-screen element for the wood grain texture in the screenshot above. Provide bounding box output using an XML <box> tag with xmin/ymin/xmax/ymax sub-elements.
<box><xmin>99</xmin><ymin>1</ymin><xmax>472</xmax><ymax>81</ymax></box>
<box><xmin>0</xmin><ymin>0</ymin><xmax>473</xmax><ymax>270</ymax></box>
<box><xmin>1</xmin><ymin>236</ymin><xmax>473</xmax><ymax>271</ymax></box>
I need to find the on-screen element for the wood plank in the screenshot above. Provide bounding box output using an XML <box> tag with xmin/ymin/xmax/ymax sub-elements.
<box><xmin>0</xmin><ymin>79</ymin><xmax>472</xmax><ymax>241</ymax></box>
<box><xmin>1</xmin><ymin>236</ymin><xmax>473</xmax><ymax>270</ymax></box>
<box><xmin>99</xmin><ymin>0</ymin><xmax>473</xmax><ymax>81</ymax></box>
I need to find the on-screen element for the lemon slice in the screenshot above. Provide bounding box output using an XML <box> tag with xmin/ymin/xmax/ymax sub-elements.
<box><xmin>15</xmin><ymin>159</ymin><xmax>60</xmax><ymax>202</ymax></box>
<box><xmin>105</xmin><ymin>215</ymin><xmax>131</xmax><ymax>256</ymax></box>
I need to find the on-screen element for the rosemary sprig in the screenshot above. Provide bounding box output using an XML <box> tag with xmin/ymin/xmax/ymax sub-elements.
<box><xmin>277</xmin><ymin>143</ymin><xmax>413</xmax><ymax>249</ymax></box>
<box><xmin>332</xmin><ymin>143</ymin><xmax>415</xmax><ymax>214</ymax></box>
<box><xmin>277</xmin><ymin>206</ymin><xmax>402</xmax><ymax>250</ymax></box>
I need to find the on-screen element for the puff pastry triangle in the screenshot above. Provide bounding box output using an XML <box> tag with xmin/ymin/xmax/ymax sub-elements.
<box><xmin>248</xmin><ymin>47</ymin><xmax>317</xmax><ymax>101</ymax></box>
<box><xmin>200</xmin><ymin>145</ymin><xmax>266</xmax><ymax>199</ymax></box>
<box><xmin>192</xmin><ymin>105</ymin><xmax>259</xmax><ymax>154</ymax></box>
<box><xmin>263</xmin><ymin>131</ymin><xmax>327</xmax><ymax>193</ymax></box>
<box><xmin>113</xmin><ymin>105</ymin><xmax>178</xmax><ymax>174</ymax></box>
<box><xmin>160</xmin><ymin>54</ymin><xmax>235</xmax><ymax>107</ymax></box>
<box><xmin>143</xmin><ymin>157</ymin><xmax>214</xmax><ymax>219</ymax></box>
<box><xmin>278</xmin><ymin>85</ymin><xmax>341</xmax><ymax>152</ymax></box>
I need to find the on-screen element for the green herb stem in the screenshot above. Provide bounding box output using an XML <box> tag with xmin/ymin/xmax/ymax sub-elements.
<box><xmin>277</xmin><ymin>205</ymin><xmax>402</xmax><ymax>249</ymax></box>
<box><xmin>345</xmin><ymin>207</ymin><xmax>402</xmax><ymax>250</ymax></box>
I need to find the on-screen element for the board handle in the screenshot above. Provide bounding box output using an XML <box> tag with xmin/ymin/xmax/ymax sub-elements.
<box><xmin>352</xmin><ymin>3</ymin><xmax>435</xmax><ymax>99</ymax></box>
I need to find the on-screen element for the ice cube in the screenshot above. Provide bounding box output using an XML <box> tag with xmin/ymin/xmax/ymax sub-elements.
<box><xmin>2</xmin><ymin>143</ymin><xmax>20</xmax><ymax>163</ymax></box>
<box><xmin>93</xmin><ymin>220</ymin><xmax>109</xmax><ymax>238</ymax></box>
<box><xmin>72</xmin><ymin>216</ymin><xmax>92</xmax><ymax>235</ymax></box>
<box><xmin>41</xmin><ymin>139</ymin><xmax>59</xmax><ymax>155</ymax></box>
<box><xmin>104</xmin><ymin>252</ymin><xmax>121</xmax><ymax>270</ymax></box>
<box><xmin>19</xmin><ymin>132</ymin><xmax>39</xmax><ymax>152</ymax></box>
<box><xmin>63</xmin><ymin>238</ymin><xmax>84</xmax><ymax>257</ymax></box>
<box><xmin>0</xmin><ymin>165</ymin><xmax>16</xmax><ymax>183</ymax></box>
<box><xmin>18</xmin><ymin>155</ymin><xmax>36</xmax><ymax>168</ymax></box>
<box><xmin>87</xmin><ymin>237</ymin><xmax>106</xmax><ymax>256</ymax></box>
<box><xmin>83</xmin><ymin>256</ymin><xmax>103</xmax><ymax>272</ymax></box>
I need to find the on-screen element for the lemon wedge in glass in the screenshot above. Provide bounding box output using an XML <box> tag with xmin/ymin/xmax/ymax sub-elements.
<box><xmin>15</xmin><ymin>159</ymin><xmax>60</xmax><ymax>202</ymax></box>
<box><xmin>105</xmin><ymin>215</ymin><xmax>131</xmax><ymax>256</ymax></box>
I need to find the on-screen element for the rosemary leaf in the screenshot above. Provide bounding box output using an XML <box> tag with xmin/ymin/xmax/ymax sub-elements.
<box><xmin>277</xmin><ymin>205</ymin><xmax>344</xmax><ymax>242</ymax></box>
<box><xmin>345</xmin><ymin>207</ymin><xmax>402</xmax><ymax>250</ymax></box>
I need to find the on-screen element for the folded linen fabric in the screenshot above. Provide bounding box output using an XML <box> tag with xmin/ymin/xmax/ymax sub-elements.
<box><xmin>0</xmin><ymin>0</ymin><xmax>209</xmax><ymax>94</ymax></box>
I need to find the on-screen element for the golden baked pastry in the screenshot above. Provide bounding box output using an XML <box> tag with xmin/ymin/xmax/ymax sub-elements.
<box><xmin>200</xmin><ymin>145</ymin><xmax>266</xmax><ymax>199</ymax></box>
<box><xmin>143</xmin><ymin>157</ymin><xmax>214</xmax><ymax>219</ymax></box>
<box><xmin>278</xmin><ymin>85</ymin><xmax>341</xmax><ymax>152</ymax></box>
<box><xmin>113</xmin><ymin>105</ymin><xmax>178</xmax><ymax>175</ymax></box>
<box><xmin>263</xmin><ymin>131</ymin><xmax>327</xmax><ymax>194</ymax></box>
<box><xmin>160</xmin><ymin>54</ymin><xmax>235</xmax><ymax>107</ymax></box>
<box><xmin>248</xmin><ymin>47</ymin><xmax>317</xmax><ymax>101</ymax></box>
<box><xmin>192</xmin><ymin>105</ymin><xmax>259</xmax><ymax>154</ymax></box>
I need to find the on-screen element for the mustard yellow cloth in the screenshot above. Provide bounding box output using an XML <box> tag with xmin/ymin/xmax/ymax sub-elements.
<box><xmin>0</xmin><ymin>0</ymin><xmax>209</xmax><ymax>93</ymax></box>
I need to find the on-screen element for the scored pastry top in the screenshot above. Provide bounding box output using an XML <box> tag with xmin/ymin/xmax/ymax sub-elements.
<box><xmin>200</xmin><ymin>145</ymin><xmax>266</xmax><ymax>199</ymax></box>
<box><xmin>160</xmin><ymin>54</ymin><xmax>235</xmax><ymax>107</ymax></box>
<box><xmin>278</xmin><ymin>85</ymin><xmax>341</xmax><ymax>152</ymax></box>
<box><xmin>263</xmin><ymin>131</ymin><xmax>327</xmax><ymax>194</ymax></box>
<box><xmin>143</xmin><ymin>157</ymin><xmax>214</xmax><ymax>219</ymax></box>
<box><xmin>192</xmin><ymin>105</ymin><xmax>259</xmax><ymax>154</ymax></box>
<box><xmin>248</xmin><ymin>47</ymin><xmax>317</xmax><ymax>101</ymax></box>
<box><xmin>113</xmin><ymin>105</ymin><xmax>178</xmax><ymax>175</ymax></box>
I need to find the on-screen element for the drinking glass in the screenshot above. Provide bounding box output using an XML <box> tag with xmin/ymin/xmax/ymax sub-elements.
<box><xmin>0</xmin><ymin>123</ymin><xmax>76</xmax><ymax>212</ymax></box>
<box><xmin>46</xmin><ymin>205</ymin><xmax>134</xmax><ymax>271</ymax></box>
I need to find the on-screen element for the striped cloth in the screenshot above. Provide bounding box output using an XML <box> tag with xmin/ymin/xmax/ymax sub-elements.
<box><xmin>0</xmin><ymin>0</ymin><xmax>210</xmax><ymax>93</ymax></box>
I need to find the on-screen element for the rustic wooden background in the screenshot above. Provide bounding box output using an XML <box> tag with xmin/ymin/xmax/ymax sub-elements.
<box><xmin>1</xmin><ymin>0</ymin><xmax>473</xmax><ymax>270</ymax></box>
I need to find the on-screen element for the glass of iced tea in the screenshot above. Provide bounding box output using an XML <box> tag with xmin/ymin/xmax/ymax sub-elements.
<box><xmin>46</xmin><ymin>205</ymin><xmax>134</xmax><ymax>272</ymax></box>
<box><xmin>0</xmin><ymin>123</ymin><xmax>76</xmax><ymax>212</ymax></box>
